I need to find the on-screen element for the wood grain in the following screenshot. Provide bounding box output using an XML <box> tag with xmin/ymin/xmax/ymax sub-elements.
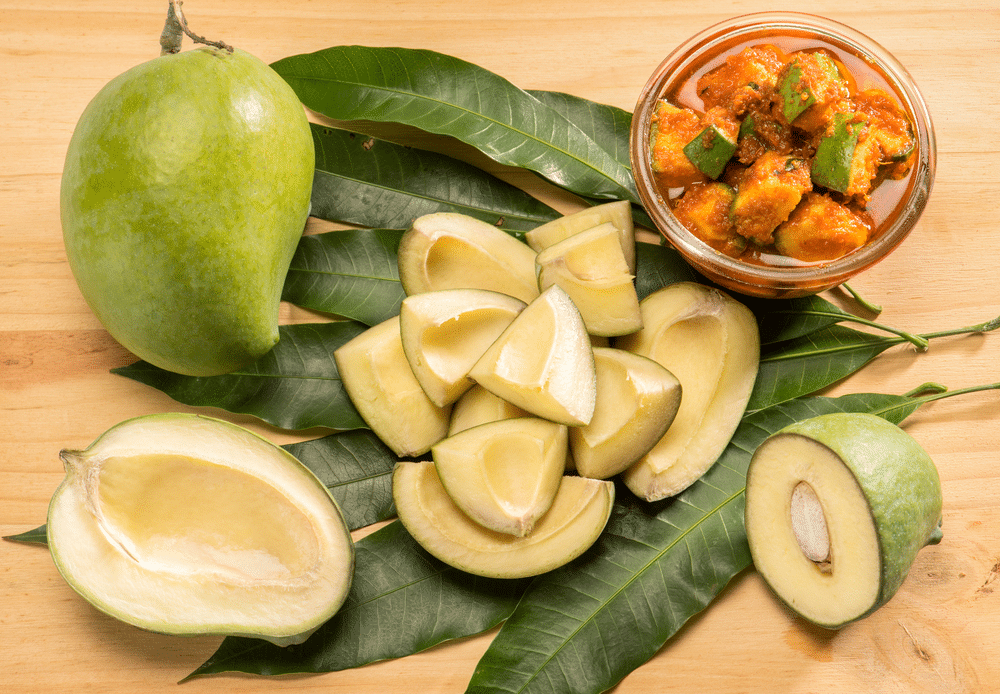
<box><xmin>2</xmin><ymin>1</ymin><xmax>999</xmax><ymax>692</ymax></box>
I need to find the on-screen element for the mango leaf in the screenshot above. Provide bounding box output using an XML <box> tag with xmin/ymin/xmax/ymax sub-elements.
<box><xmin>309</xmin><ymin>124</ymin><xmax>560</xmax><ymax>232</ymax></box>
<box><xmin>632</xmin><ymin>240</ymin><xmax>698</xmax><ymax>300</ymax></box>
<box><xmin>747</xmin><ymin>313</ymin><xmax>1000</xmax><ymax>414</ymax></box>
<box><xmin>747</xmin><ymin>294</ymin><xmax>929</xmax><ymax>348</ymax></box>
<box><xmin>526</xmin><ymin>90</ymin><xmax>654</xmax><ymax>230</ymax></box>
<box><xmin>112</xmin><ymin>322</ymin><xmax>368</xmax><ymax>432</ymax></box>
<box><xmin>3</xmin><ymin>525</ymin><xmax>47</xmax><ymax>544</ymax></box>
<box><xmin>282</xmin><ymin>228</ymin><xmax>405</xmax><ymax>325</ymax></box>
<box><xmin>271</xmin><ymin>46</ymin><xmax>638</xmax><ymax>204</ymax></box>
<box><xmin>527</xmin><ymin>90</ymin><xmax>632</xmax><ymax>175</ymax></box>
<box><xmin>284</xmin><ymin>430</ymin><xmax>399</xmax><ymax>531</ymax></box>
<box><xmin>186</xmin><ymin>519</ymin><xmax>530</xmax><ymax>680</ymax></box>
<box><xmin>464</xmin><ymin>389</ymin><xmax>937</xmax><ymax>694</ymax></box>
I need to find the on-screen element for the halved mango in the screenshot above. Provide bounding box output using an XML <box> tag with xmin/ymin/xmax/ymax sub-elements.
<box><xmin>46</xmin><ymin>414</ymin><xmax>354</xmax><ymax>646</ymax></box>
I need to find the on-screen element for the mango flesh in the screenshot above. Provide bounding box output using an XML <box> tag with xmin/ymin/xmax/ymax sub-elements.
<box><xmin>61</xmin><ymin>46</ymin><xmax>314</xmax><ymax>376</ymax></box>
<box><xmin>47</xmin><ymin>413</ymin><xmax>354</xmax><ymax>645</ymax></box>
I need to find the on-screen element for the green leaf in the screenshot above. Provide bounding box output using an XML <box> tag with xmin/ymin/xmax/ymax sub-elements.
<box><xmin>747</xmin><ymin>313</ymin><xmax>1000</xmax><ymax>414</ymax></box>
<box><xmin>465</xmin><ymin>390</ymin><xmax>927</xmax><ymax>694</ymax></box>
<box><xmin>632</xmin><ymin>240</ymin><xmax>698</xmax><ymax>301</ymax></box>
<box><xmin>271</xmin><ymin>46</ymin><xmax>638</xmax><ymax>203</ymax></box>
<box><xmin>186</xmin><ymin>520</ymin><xmax>530</xmax><ymax>681</ymax></box>
<box><xmin>3</xmin><ymin>524</ymin><xmax>47</xmax><ymax>544</ymax></box>
<box><xmin>284</xmin><ymin>430</ymin><xmax>399</xmax><ymax>531</ymax></box>
<box><xmin>527</xmin><ymin>90</ymin><xmax>632</xmax><ymax>172</ymax></box>
<box><xmin>308</xmin><ymin>124</ymin><xmax>560</xmax><ymax>232</ymax></box>
<box><xmin>524</xmin><ymin>90</ymin><xmax>655</xmax><ymax>229</ymax></box>
<box><xmin>748</xmin><ymin>324</ymin><xmax>907</xmax><ymax>414</ymax></box>
<box><xmin>747</xmin><ymin>294</ymin><xmax>928</xmax><ymax>348</ymax></box>
<box><xmin>282</xmin><ymin>228</ymin><xmax>406</xmax><ymax>326</ymax></box>
<box><xmin>113</xmin><ymin>322</ymin><xmax>368</xmax><ymax>432</ymax></box>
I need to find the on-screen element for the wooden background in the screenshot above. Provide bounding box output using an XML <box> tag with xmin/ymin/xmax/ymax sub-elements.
<box><xmin>2</xmin><ymin>1</ymin><xmax>999</xmax><ymax>692</ymax></box>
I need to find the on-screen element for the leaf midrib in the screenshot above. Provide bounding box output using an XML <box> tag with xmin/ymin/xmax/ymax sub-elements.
<box><xmin>512</xmin><ymin>477</ymin><xmax>748</xmax><ymax>694</ymax></box>
<box><xmin>313</xmin><ymin>167</ymin><xmax>552</xmax><ymax>224</ymax></box>
<box><xmin>283</xmin><ymin>57</ymin><xmax>628</xmax><ymax>192</ymax></box>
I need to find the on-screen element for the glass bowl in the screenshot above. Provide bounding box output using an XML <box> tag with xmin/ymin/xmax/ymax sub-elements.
<box><xmin>629</xmin><ymin>12</ymin><xmax>936</xmax><ymax>299</ymax></box>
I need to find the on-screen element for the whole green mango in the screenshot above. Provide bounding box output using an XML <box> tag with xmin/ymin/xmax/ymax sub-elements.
<box><xmin>61</xmin><ymin>46</ymin><xmax>314</xmax><ymax>376</ymax></box>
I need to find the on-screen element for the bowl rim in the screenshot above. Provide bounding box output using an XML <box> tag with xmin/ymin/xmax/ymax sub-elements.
<box><xmin>629</xmin><ymin>11</ymin><xmax>937</xmax><ymax>295</ymax></box>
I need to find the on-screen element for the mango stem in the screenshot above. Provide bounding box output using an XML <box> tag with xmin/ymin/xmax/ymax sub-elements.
<box><xmin>160</xmin><ymin>0</ymin><xmax>232</xmax><ymax>56</ymax></box>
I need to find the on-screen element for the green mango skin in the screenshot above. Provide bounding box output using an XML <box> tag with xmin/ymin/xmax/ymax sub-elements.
<box><xmin>773</xmin><ymin>413</ymin><xmax>943</xmax><ymax>621</ymax></box>
<box><xmin>61</xmin><ymin>47</ymin><xmax>314</xmax><ymax>376</ymax></box>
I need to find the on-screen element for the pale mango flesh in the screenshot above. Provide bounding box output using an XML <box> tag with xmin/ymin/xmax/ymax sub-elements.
<box><xmin>745</xmin><ymin>413</ymin><xmax>943</xmax><ymax>629</ymax></box>
<box><xmin>61</xmin><ymin>47</ymin><xmax>314</xmax><ymax>376</ymax></box>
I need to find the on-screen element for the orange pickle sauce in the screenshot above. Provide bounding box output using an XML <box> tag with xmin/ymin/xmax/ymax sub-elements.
<box><xmin>652</xmin><ymin>29</ymin><xmax>920</xmax><ymax>269</ymax></box>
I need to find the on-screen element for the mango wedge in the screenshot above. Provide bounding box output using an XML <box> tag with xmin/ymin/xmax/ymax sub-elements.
<box><xmin>400</xmin><ymin>289</ymin><xmax>526</xmax><ymax>407</ymax></box>
<box><xmin>432</xmin><ymin>418</ymin><xmax>567</xmax><ymax>537</ymax></box>
<box><xmin>398</xmin><ymin>212</ymin><xmax>539</xmax><ymax>303</ymax></box>
<box><xmin>334</xmin><ymin>316</ymin><xmax>451</xmax><ymax>457</ymax></box>
<box><xmin>616</xmin><ymin>282</ymin><xmax>759</xmax><ymax>500</ymax></box>
<box><xmin>469</xmin><ymin>285</ymin><xmax>596</xmax><ymax>427</ymax></box>
<box><xmin>393</xmin><ymin>461</ymin><xmax>614</xmax><ymax>579</ymax></box>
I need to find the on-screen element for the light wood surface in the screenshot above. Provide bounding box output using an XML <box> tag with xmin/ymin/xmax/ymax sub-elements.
<box><xmin>3</xmin><ymin>1</ymin><xmax>999</xmax><ymax>692</ymax></box>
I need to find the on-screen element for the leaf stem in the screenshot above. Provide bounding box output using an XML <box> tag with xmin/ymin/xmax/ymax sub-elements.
<box><xmin>843</xmin><ymin>313</ymin><xmax>930</xmax><ymax>351</ymax></box>
<box><xmin>841</xmin><ymin>282</ymin><xmax>883</xmax><ymax>314</ymax></box>
<box><xmin>906</xmin><ymin>381</ymin><xmax>1000</xmax><ymax>405</ymax></box>
<box><xmin>854</xmin><ymin>311</ymin><xmax>1000</xmax><ymax>352</ymax></box>
<box><xmin>917</xmin><ymin>313</ymin><xmax>1000</xmax><ymax>341</ymax></box>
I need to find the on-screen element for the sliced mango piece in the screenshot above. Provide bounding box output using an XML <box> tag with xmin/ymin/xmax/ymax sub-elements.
<box><xmin>397</xmin><ymin>212</ymin><xmax>539</xmax><ymax>303</ymax></box>
<box><xmin>399</xmin><ymin>289</ymin><xmax>526</xmax><ymax>407</ymax></box>
<box><xmin>525</xmin><ymin>200</ymin><xmax>636</xmax><ymax>272</ymax></box>
<box><xmin>615</xmin><ymin>282</ymin><xmax>759</xmax><ymax>500</ymax></box>
<box><xmin>334</xmin><ymin>315</ymin><xmax>451</xmax><ymax>457</ymax></box>
<box><xmin>683</xmin><ymin>124</ymin><xmax>737</xmax><ymax>180</ymax></box>
<box><xmin>535</xmin><ymin>223</ymin><xmax>642</xmax><ymax>337</ymax></box>
<box><xmin>432</xmin><ymin>418</ymin><xmax>568</xmax><ymax>537</ymax></box>
<box><xmin>469</xmin><ymin>285</ymin><xmax>596</xmax><ymax>427</ymax></box>
<box><xmin>570</xmin><ymin>348</ymin><xmax>681</xmax><ymax>480</ymax></box>
<box><xmin>448</xmin><ymin>385</ymin><xmax>530</xmax><ymax>436</ymax></box>
<box><xmin>393</xmin><ymin>461</ymin><xmax>614</xmax><ymax>579</ymax></box>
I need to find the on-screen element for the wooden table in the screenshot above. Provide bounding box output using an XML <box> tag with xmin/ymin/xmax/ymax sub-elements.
<box><xmin>3</xmin><ymin>1</ymin><xmax>999</xmax><ymax>692</ymax></box>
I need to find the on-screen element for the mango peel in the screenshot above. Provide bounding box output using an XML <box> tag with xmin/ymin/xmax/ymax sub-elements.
<box><xmin>61</xmin><ymin>45</ymin><xmax>314</xmax><ymax>376</ymax></box>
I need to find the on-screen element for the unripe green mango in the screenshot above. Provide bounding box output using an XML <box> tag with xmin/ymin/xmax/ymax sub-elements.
<box><xmin>61</xmin><ymin>46</ymin><xmax>314</xmax><ymax>376</ymax></box>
